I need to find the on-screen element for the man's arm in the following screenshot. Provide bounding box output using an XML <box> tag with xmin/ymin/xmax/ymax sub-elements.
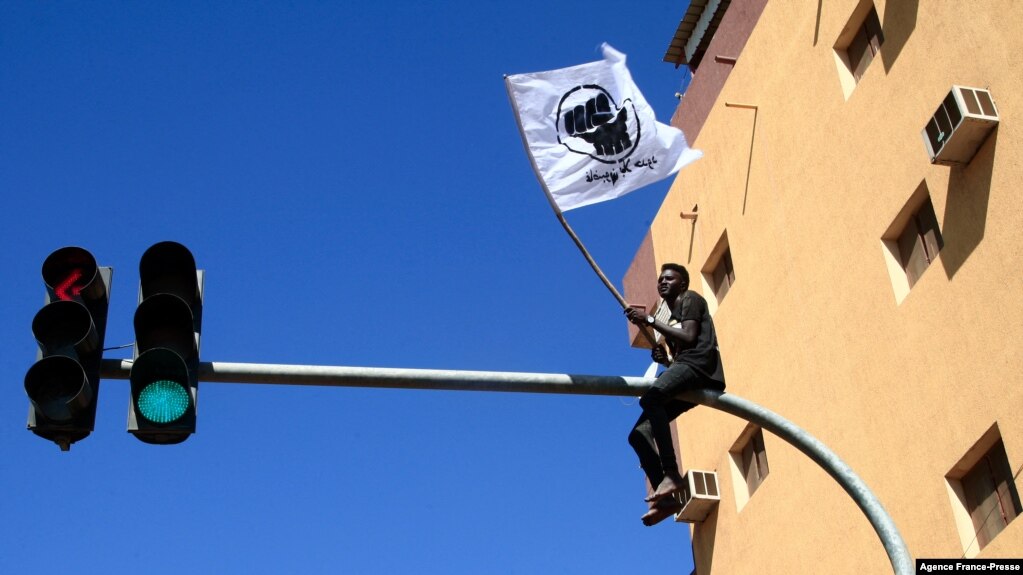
<box><xmin>625</xmin><ymin>306</ymin><xmax>674</xmax><ymax>365</ymax></box>
<box><xmin>654</xmin><ymin>318</ymin><xmax>698</xmax><ymax>345</ymax></box>
<box><xmin>624</xmin><ymin>306</ymin><xmax>699</xmax><ymax>345</ymax></box>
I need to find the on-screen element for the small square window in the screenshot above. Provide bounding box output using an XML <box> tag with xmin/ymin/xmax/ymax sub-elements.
<box><xmin>881</xmin><ymin>182</ymin><xmax>944</xmax><ymax>304</ymax></box>
<box><xmin>729</xmin><ymin>425</ymin><xmax>769</xmax><ymax>511</ymax></box>
<box><xmin>701</xmin><ymin>231</ymin><xmax>735</xmax><ymax>313</ymax></box>
<box><xmin>711</xmin><ymin>248</ymin><xmax>735</xmax><ymax>302</ymax></box>
<box><xmin>946</xmin><ymin>427</ymin><xmax>1022</xmax><ymax>557</ymax></box>
<box><xmin>846</xmin><ymin>6</ymin><xmax>884</xmax><ymax>82</ymax></box>
<box><xmin>833</xmin><ymin>1</ymin><xmax>885</xmax><ymax>99</ymax></box>
<box><xmin>961</xmin><ymin>439</ymin><xmax>1021</xmax><ymax>549</ymax></box>
<box><xmin>740</xmin><ymin>427</ymin><xmax>769</xmax><ymax>492</ymax></box>
<box><xmin>895</xmin><ymin>196</ymin><xmax>943</xmax><ymax>288</ymax></box>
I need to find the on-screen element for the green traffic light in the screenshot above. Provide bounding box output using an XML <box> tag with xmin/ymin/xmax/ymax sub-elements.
<box><xmin>137</xmin><ymin>379</ymin><xmax>190</xmax><ymax>424</ymax></box>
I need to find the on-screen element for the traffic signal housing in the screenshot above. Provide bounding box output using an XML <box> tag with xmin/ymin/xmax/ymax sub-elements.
<box><xmin>128</xmin><ymin>241</ymin><xmax>203</xmax><ymax>445</ymax></box>
<box><xmin>25</xmin><ymin>247</ymin><xmax>111</xmax><ymax>451</ymax></box>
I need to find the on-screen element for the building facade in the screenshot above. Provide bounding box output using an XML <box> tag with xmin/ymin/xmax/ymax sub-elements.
<box><xmin>624</xmin><ymin>1</ymin><xmax>1023</xmax><ymax>571</ymax></box>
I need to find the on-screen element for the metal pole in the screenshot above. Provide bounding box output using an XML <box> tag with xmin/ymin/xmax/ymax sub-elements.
<box><xmin>686</xmin><ymin>389</ymin><xmax>914</xmax><ymax>575</ymax></box>
<box><xmin>100</xmin><ymin>359</ymin><xmax>912</xmax><ymax>573</ymax></box>
<box><xmin>102</xmin><ymin>359</ymin><xmax>653</xmax><ymax>396</ymax></box>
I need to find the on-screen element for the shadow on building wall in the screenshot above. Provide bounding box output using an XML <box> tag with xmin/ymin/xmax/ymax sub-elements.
<box><xmin>880</xmin><ymin>0</ymin><xmax>919</xmax><ymax>74</ymax></box>
<box><xmin>692</xmin><ymin>503</ymin><xmax>719</xmax><ymax>574</ymax></box>
<box><xmin>941</xmin><ymin>130</ymin><xmax>997</xmax><ymax>280</ymax></box>
<box><xmin>813</xmin><ymin>0</ymin><xmax>823</xmax><ymax>46</ymax></box>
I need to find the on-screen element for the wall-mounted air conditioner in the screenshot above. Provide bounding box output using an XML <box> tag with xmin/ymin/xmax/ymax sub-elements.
<box><xmin>674</xmin><ymin>469</ymin><xmax>720</xmax><ymax>523</ymax></box>
<box><xmin>921</xmin><ymin>85</ymin><xmax>999</xmax><ymax>166</ymax></box>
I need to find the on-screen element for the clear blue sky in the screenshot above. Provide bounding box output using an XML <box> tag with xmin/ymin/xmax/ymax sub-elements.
<box><xmin>0</xmin><ymin>2</ymin><xmax>699</xmax><ymax>573</ymax></box>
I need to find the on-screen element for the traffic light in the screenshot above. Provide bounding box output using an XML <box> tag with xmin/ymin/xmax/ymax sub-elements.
<box><xmin>25</xmin><ymin>247</ymin><xmax>112</xmax><ymax>451</ymax></box>
<box><xmin>128</xmin><ymin>241</ymin><xmax>203</xmax><ymax>445</ymax></box>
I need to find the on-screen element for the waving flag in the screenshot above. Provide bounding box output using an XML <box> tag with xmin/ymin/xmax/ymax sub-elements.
<box><xmin>506</xmin><ymin>43</ymin><xmax>701</xmax><ymax>212</ymax></box>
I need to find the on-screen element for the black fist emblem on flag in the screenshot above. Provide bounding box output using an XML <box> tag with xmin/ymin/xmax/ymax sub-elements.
<box><xmin>556</xmin><ymin>85</ymin><xmax>640</xmax><ymax>164</ymax></box>
<box><xmin>564</xmin><ymin>92</ymin><xmax>631</xmax><ymax>154</ymax></box>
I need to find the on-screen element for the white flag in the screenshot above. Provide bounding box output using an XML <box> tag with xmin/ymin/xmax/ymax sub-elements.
<box><xmin>506</xmin><ymin>43</ymin><xmax>701</xmax><ymax>212</ymax></box>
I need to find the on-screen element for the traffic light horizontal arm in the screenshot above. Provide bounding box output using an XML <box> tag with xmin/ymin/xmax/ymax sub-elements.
<box><xmin>99</xmin><ymin>358</ymin><xmax>910</xmax><ymax>573</ymax></box>
<box><xmin>102</xmin><ymin>359</ymin><xmax>653</xmax><ymax>396</ymax></box>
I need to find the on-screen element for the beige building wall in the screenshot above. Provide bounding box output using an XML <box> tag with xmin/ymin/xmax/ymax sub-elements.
<box><xmin>636</xmin><ymin>1</ymin><xmax>1023</xmax><ymax>572</ymax></box>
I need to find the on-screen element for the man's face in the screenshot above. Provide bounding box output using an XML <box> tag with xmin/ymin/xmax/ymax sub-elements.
<box><xmin>657</xmin><ymin>269</ymin><xmax>686</xmax><ymax>299</ymax></box>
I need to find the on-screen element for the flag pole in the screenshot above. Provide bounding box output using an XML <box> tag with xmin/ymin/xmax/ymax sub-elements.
<box><xmin>504</xmin><ymin>76</ymin><xmax>661</xmax><ymax>350</ymax></box>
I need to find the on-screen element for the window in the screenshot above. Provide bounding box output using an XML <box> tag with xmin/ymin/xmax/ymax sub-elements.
<box><xmin>896</xmin><ymin>195</ymin><xmax>943</xmax><ymax>288</ymax></box>
<box><xmin>729</xmin><ymin>425</ymin><xmax>769</xmax><ymax>511</ymax></box>
<box><xmin>881</xmin><ymin>182</ymin><xmax>943</xmax><ymax>304</ymax></box>
<box><xmin>946</xmin><ymin>427</ymin><xmax>1021</xmax><ymax>557</ymax></box>
<box><xmin>961</xmin><ymin>439</ymin><xmax>1021</xmax><ymax>550</ymax></box>
<box><xmin>833</xmin><ymin>1</ymin><xmax>885</xmax><ymax>99</ymax></box>
<box><xmin>701</xmin><ymin>231</ymin><xmax>735</xmax><ymax>312</ymax></box>
<box><xmin>846</xmin><ymin>6</ymin><xmax>884</xmax><ymax>82</ymax></box>
<box><xmin>711</xmin><ymin>248</ymin><xmax>736</xmax><ymax>302</ymax></box>
<box><xmin>739</xmin><ymin>427</ymin><xmax>769</xmax><ymax>493</ymax></box>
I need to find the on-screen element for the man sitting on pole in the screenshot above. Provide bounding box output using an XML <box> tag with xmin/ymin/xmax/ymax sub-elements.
<box><xmin>625</xmin><ymin>263</ymin><xmax>726</xmax><ymax>526</ymax></box>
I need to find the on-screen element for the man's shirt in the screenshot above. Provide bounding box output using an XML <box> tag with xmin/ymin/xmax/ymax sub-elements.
<box><xmin>666</xmin><ymin>290</ymin><xmax>725</xmax><ymax>384</ymax></box>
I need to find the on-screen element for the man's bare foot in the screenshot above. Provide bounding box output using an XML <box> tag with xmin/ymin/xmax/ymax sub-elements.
<box><xmin>644</xmin><ymin>474</ymin><xmax>683</xmax><ymax>503</ymax></box>
<box><xmin>641</xmin><ymin>498</ymin><xmax>683</xmax><ymax>526</ymax></box>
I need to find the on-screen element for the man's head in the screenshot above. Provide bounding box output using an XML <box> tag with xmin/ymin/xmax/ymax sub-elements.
<box><xmin>658</xmin><ymin>263</ymin><xmax>689</xmax><ymax>299</ymax></box>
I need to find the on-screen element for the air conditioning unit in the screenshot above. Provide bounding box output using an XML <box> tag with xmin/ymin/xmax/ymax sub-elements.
<box><xmin>921</xmin><ymin>85</ymin><xmax>999</xmax><ymax>166</ymax></box>
<box><xmin>674</xmin><ymin>469</ymin><xmax>720</xmax><ymax>523</ymax></box>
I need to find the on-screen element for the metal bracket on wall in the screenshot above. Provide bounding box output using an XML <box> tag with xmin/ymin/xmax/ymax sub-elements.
<box><xmin>681</xmin><ymin>205</ymin><xmax>698</xmax><ymax>263</ymax></box>
<box><xmin>725</xmin><ymin>102</ymin><xmax>760</xmax><ymax>215</ymax></box>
